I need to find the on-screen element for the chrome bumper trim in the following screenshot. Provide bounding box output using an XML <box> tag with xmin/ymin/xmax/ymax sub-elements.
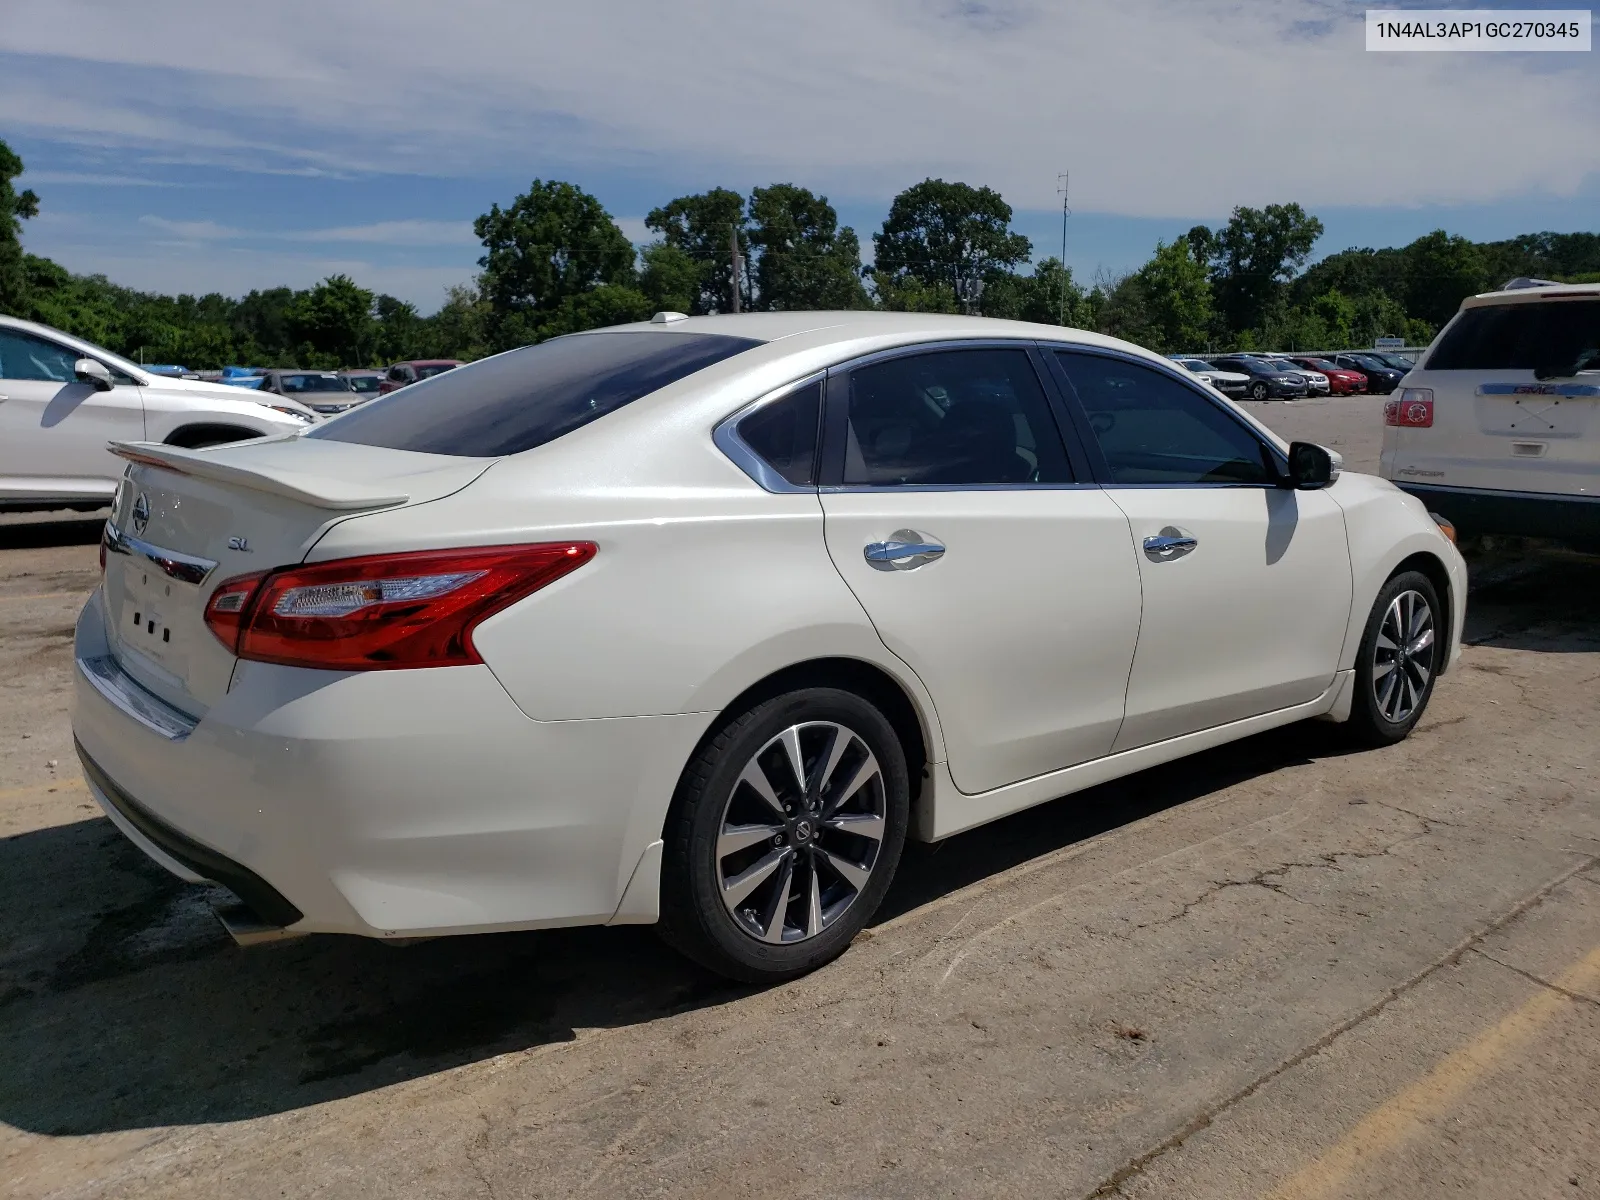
<box><xmin>77</xmin><ymin>654</ymin><xmax>199</xmax><ymax>741</ymax></box>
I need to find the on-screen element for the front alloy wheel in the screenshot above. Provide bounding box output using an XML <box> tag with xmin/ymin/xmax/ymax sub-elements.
<box><xmin>1349</xmin><ymin>570</ymin><xmax>1443</xmax><ymax>745</ymax></box>
<box><xmin>1371</xmin><ymin>589</ymin><xmax>1436</xmax><ymax>724</ymax></box>
<box><xmin>659</xmin><ymin>688</ymin><xmax>910</xmax><ymax>982</ymax></box>
<box><xmin>1250</xmin><ymin>381</ymin><xmax>1269</xmax><ymax>400</ymax></box>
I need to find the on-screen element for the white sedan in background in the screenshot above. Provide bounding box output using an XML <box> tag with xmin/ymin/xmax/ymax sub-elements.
<box><xmin>1171</xmin><ymin>356</ymin><xmax>1250</xmax><ymax>398</ymax></box>
<box><xmin>0</xmin><ymin>315</ymin><xmax>316</xmax><ymax>512</ymax></box>
<box><xmin>73</xmin><ymin>312</ymin><xmax>1465</xmax><ymax>982</ymax></box>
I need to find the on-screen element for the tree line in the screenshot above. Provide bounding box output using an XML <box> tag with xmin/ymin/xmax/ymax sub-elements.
<box><xmin>1</xmin><ymin>137</ymin><xmax>1596</xmax><ymax>370</ymax></box>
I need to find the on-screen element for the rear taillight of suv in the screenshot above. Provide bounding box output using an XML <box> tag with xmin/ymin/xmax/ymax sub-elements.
<box><xmin>203</xmin><ymin>542</ymin><xmax>596</xmax><ymax>669</ymax></box>
<box><xmin>1385</xmin><ymin>388</ymin><xmax>1434</xmax><ymax>428</ymax></box>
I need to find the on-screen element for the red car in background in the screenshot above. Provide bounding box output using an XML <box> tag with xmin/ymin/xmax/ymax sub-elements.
<box><xmin>1287</xmin><ymin>356</ymin><xmax>1367</xmax><ymax>395</ymax></box>
<box><xmin>378</xmin><ymin>359</ymin><xmax>464</xmax><ymax>395</ymax></box>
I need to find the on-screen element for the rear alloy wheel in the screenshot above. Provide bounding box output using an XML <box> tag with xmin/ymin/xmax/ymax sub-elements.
<box><xmin>1250</xmin><ymin>381</ymin><xmax>1269</xmax><ymax>400</ymax></box>
<box><xmin>659</xmin><ymin>689</ymin><xmax>909</xmax><ymax>982</ymax></box>
<box><xmin>1348</xmin><ymin>570</ymin><xmax>1442</xmax><ymax>746</ymax></box>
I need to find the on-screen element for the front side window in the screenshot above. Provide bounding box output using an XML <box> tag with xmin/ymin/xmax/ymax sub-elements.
<box><xmin>735</xmin><ymin>379</ymin><xmax>821</xmax><ymax>487</ymax></box>
<box><xmin>842</xmin><ymin>348</ymin><xmax>1071</xmax><ymax>486</ymax></box>
<box><xmin>0</xmin><ymin>329</ymin><xmax>81</xmax><ymax>382</ymax></box>
<box><xmin>313</xmin><ymin>332</ymin><xmax>762</xmax><ymax>457</ymax></box>
<box><xmin>1055</xmin><ymin>351</ymin><xmax>1275</xmax><ymax>486</ymax></box>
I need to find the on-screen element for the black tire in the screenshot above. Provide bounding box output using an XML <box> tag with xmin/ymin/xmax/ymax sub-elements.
<box><xmin>1347</xmin><ymin>570</ymin><xmax>1442</xmax><ymax>746</ymax></box>
<box><xmin>658</xmin><ymin>687</ymin><xmax>910</xmax><ymax>983</ymax></box>
<box><xmin>1250</xmin><ymin>381</ymin><xmax>1269</xmax><ymax>401</ymax></box>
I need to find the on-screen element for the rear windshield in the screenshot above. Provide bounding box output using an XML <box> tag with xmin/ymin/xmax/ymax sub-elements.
<box><xmin>1428</xmin><ymin>299</ymin><xmax>1600</xmax><ymax>372</ymax></box>
<box><xmin>309</xmin><ymin>332</ymin><xmax>763</xmax><ymax>456</ymax></box>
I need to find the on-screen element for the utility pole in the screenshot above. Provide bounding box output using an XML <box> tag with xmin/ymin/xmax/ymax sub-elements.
<box><xmin>1057</xmin><ymin>171</ymin><xmax>1071</xmax><ymax>326</ymax></box>
<box><xmin>729</xmin><ymin>224</ymin><xmax>743</xmax><ymax>314</ymax></box>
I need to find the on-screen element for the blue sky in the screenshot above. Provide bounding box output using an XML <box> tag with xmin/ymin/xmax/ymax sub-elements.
<box><xmin>4</xmin><ymin>0</ymin><xmax>1596</xmax><ymax>311</ymax></box>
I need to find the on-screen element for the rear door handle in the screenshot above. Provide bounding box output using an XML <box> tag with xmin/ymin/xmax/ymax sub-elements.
<box><xmin>1143</xmin><ymin>528</ymin><xmax>1198</xmax><ymax>562</ymax></box>
<box><xmin>864</xmin><ymin>529</ymin><xmax>945</xmax><ymax>570</ymax></box>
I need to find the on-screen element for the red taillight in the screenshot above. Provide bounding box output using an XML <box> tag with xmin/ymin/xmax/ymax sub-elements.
<box><xmin>203</xmin><ymin>543</ymin><xmax>596</xmax><ymax>670</ymax></box>
<box><xmin>1384</xmin><ymin>388</ymin><xmax>1434</xmax><ymax>428</ymax></box>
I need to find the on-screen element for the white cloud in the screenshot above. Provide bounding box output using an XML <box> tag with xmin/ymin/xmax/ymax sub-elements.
<box><xmin>615</xmin><ymin>218</ymin><xmax>653</xmax><ymax>245</ymax></box>
<box><xmin>1</xmin><ymin>0</ymin><xmax>1595</xmax><ymax>218</ymax></box>
<box><xmin>136</xmin><ymin>215</ymin><xmax>476</xmax><ymax>247</ymax></box>
<box><xmin>297</xmin><ymin>220</ymin><xmax>477</xmax><ymax>246</ymax></box>
<box><xmin>138</xmin><ymin>215</ymin><xmax>245</xmax><ymax>241</ymax></box>
<box><xmin>24</xmin><ymin>172</ymin><xmax>182</xmax><ymax>187</ymax></box>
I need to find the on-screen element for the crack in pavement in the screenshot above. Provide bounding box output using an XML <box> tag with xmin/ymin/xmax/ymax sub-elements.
<box><xmin>1471</xmin><ymin>947</ymin><xmax>1600</xmax><ymax>1010</ymax></box>
<box><xmin>1081</xmin><ymin>852</ymin><xmax>1600</xmax><ymax>1199</ymax></box>
<box><xmin>1151</xmin><ymin>821</ymin><xmax>1436</xmax><ymax>930</ymax></box>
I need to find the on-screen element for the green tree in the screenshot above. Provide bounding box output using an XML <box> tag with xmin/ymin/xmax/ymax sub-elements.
<box><xmin>977</xmin><ymin>258</ymin><xmax>1088</xmax><ymax>326</ymax></box>
<box><xmin>871</xmin><ymin>179</ymin><xmax>1031</xmax><ymax>315</ymax></box>
<box><xmin>639</xmin><ymin>243</ymin><xmax>700</xmax><ymax>314</ymax></box>
<box><xmin>475</xmin><ymin>180</ymin><xmax>637</xmax><ymax>349</ymax></box>
<box><xmin>1401</xmin><ymin>230</ymin><xmax>1489</xmax><ymax>328</ymax></box>
<box><xmin>372</xmin><ymin>294</ymin><xmax>423</xmax><ymax>365</ymax></box>
<box><xmin>540</xmin><ymin>283</ymin><xmax>654</xmax><ymax>339</ymax></box>
<box><xmin>645</xmin><ymin>187</ymin><xmax>748</xmax><ymax>314</ymax></box>
<box><xmin>1093</xmin><ymin>271</ymin><xmax>1157</xmax><ymax>347</ymax></box>
<box><xmin>872</xmin><ymin>273</ymin><xmax>959</xmax><ymax>313</ymax></box>
<box><xmin>1197</xmin><ymin>203</ymin><xmax>1324</xmax><ymax>335</ymax></box>
<box><xmin>0</xmin><ymin>139</ymin><xmax>41</xmax><ymax>315</ymax></box>
<box><xmin>425</xmin><ymin>282</ymin><xmax>492</xmax><ymax>361</ymax></box>
<box><xmin>745</xmin><ymin>184</ymin><xmax>867</xmax><ymax>310</ymax></box>
<box><xmin>1130</xmin><ymin>239</ymin><xmax>1213</xmax><ymax>352</ymax></box>
<box><xmin>285</xmin><ymin>275</ymin><xmax>375</xmax><ymax>367</ymax></box>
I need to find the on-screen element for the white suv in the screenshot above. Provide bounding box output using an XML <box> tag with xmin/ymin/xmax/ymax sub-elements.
<box><xmin>1380</xmin><ymin>282</ymin><xmax>1600</xmax><ymax>544</ymax></box>
<box><xmin>0</xmin><ymin>315</ymin><xmax>317</xmax><ymax>512</ymax></box>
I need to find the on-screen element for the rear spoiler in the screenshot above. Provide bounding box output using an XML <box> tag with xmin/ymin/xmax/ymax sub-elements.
<box><xmin>108</xmin><ymin>441</ymin><xmax>409</xmax><ymax>511</ymax></box>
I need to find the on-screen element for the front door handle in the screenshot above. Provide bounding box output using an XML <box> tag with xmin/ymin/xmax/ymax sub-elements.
<box><xmin>864</xmin><ymin>529</ymin><xmax>945</xmax><ymax>571</ymax></box>
<box><xmin>1143</xmin><ymin>528</ymin><xmax>1198</xmax><ymax>562</ymax></box>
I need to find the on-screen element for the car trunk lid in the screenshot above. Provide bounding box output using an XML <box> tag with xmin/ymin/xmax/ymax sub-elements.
<box><xmin>100</xmin><ymin>437</ymin><xmax>495</xmax><ymax>715</ymax></box>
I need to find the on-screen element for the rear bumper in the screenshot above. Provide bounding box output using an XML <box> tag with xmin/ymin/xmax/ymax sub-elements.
<box><xmin>1394</xmin><ymin>482</ymin><xmax>1600</xmax><ymax>545</ymax></box>
<box><xmin>70</xmin><ymin>588</ymin><xmax>710</xmax><ymax>939</ymax></box>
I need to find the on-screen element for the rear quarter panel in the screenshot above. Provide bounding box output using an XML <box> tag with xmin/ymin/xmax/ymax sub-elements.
<box><xmin>306</xmin><ymin>417</ymin><xmax>949</xmax><ymax>760</ymax></box>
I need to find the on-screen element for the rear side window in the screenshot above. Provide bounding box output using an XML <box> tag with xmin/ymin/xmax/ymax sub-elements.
<box><xmin>842</xmin><ymin>349</ymin><xmax>1072</xmax><ymax>486</ymax></box>
<box><xmin>1428</xmin><ymin>299</ymin><xmax>1600</xmax><ymax>371</ymax></box>
<box><xmin>311</xmin><ymin>332</ymin><xmax>762</xmax><ymax>456</ymax></box>
<box><xmin>735</xmin><ymin>379</ymin><xmax>821</xmax><ymax>487</ymax></box>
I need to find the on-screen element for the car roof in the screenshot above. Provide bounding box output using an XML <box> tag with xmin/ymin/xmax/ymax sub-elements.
<box><xmin>586</xmin><ymin>310</ymin><xmax>1153</xmax><ymax>356</ymax></box>
<box><xmin>1462</xmin><ymin>281</ymin><xmax>1600</xmax><ymax>309</ymax></box>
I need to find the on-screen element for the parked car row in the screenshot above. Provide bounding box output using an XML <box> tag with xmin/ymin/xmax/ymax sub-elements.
<box><xmin>1168</xmin><ymin>350</ymin><xmax>1415</xmax><ymax>399</ymax></box>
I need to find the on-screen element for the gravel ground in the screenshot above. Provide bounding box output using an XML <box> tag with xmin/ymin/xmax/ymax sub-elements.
<box><xmin>1</xmin><ymin>403</ymin><xmax>1596</xmax><ymax>1199</ymax></box>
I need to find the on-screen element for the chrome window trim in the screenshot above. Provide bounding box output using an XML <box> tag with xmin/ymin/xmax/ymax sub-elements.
<box><xmin>820</xmin><ymin>482</ymin><xmax>1101</xmax><ymax>494</ymax></box>
<box><xmin>76</xmin><ymin>654</ymin><xmax>199</xmax><ymax>741</ymax></box>
<box><xmin>103</xmin><ymin>521</ymin><xmax>219</xmax><ymax>586</ymax></box>
<box><xmin>714</xmin><ymin>371</ymin><xmax>826</xmax><ymax>494</ymax></box>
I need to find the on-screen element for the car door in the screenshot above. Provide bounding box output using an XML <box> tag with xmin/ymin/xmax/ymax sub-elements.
<box><xmin>1050</xmin><ymin>348</ymin><xmax>1352</xmax><ymax>751</ymax></box>
<box><xmin>0</xmin><ymin>326</ymin><xmax>145</xmax><ymax>501</ymax></box>
<box><xmin>819</xmin><ymin>343</ymin><xmax>1143</xmax><ymax>796</ymax></box>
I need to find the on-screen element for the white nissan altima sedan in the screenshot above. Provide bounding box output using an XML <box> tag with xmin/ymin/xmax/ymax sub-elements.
<box><xmin>72</xmin><ymin>312</ymin><xmax>1465</xmax><ymax>981</ymax></box>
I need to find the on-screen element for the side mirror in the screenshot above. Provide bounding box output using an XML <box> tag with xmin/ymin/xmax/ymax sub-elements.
<box><xmin>74</xmin><ymin>358</ymin><xmax>114</xmax><ymax>391</ymax></box>
<box><xmin>1286</xmin><ymin>441</ymin><xmax>1341</xmax><ymax>490</ymax></box>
